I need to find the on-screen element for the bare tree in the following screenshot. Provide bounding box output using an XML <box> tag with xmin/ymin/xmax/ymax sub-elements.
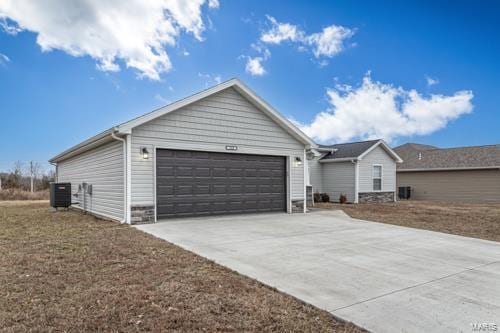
<box><xmin>28</xmin><ymin>161</ymin><xmax>41</xmax><ymax>192</ymax></box>
<box><xmin>10</xmin><ymin>161</ymin><xmax>24</xmax><ymax>189</ymax></box>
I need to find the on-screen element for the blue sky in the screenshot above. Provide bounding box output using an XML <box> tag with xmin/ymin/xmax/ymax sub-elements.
<box><xmin>1</xmin><ymin>0</ymin><xmax>499</xmax><ymax>171</ymax></box>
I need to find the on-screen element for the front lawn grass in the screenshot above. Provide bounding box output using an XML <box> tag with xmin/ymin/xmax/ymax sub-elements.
<box><xmin>317</xmin><ymin>200</ymin><xmax>500</xmax><ymax>242</ymax></box>
<box><xmin>0</xmin><ymin>202</ymin><xmax>362</xmax><ymax>332</ymax></box>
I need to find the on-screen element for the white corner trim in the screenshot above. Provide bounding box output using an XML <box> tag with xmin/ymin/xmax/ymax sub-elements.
<box><xmin>354</xmin><ymin>161</ymin><xmax>359</xmax><ymax>203</ymax></box>
<box><xmin>303</xmin><ymin>149</ymin><xmax>307</xmax><ymax>213</ymax></box>
<box><xmin>287</xmin><ymin>156</ymin><xmax>292</xmax><ymax>213</ymax></box>
<box><xmin>126</xmin><ymin>134</ymin><xmax>132</xmax><ymax>224</ymax></box>
<box><xmin>153</xmin><ymin>146</ymin><xmax>157</xmax><ymax>223</ymax></box>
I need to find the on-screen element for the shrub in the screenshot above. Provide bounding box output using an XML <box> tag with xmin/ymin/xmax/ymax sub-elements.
<box><xmin>339</xmin><ymin>193</ymin><xmax>348</xmax><ymax>204</ymax></box>
<box><xmin>0</xmin><ymin>189</ymin><xmax>49</xmax><ymax>201</ymax></box>
<box><xmin>320</xmin><ymin>193</ymin><xmax>330</xmax><ymax>203</ymax></box>
<box><xmin>313</xmin><ymin>192</ymin><xmax>321</xmax><ymax>203</ymax></box>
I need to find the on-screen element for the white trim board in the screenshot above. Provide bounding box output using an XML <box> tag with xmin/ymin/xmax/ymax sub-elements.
<box><xmin>372</xmin><ymin>163</ymin><xmax>383</xmax><ymax>192</ymax></box>
<box><xmin>397</xmin><ymin>166</ymin><xmax>500</xmax><ymax>172</ymax></box>
<box><xmin>153</xmin><ymin>146</ymin><xmax>294</xmax><ymax>219</ymax></box>
<box><xmin>117</xmin><ymin>78</ymin><xmax>315</xmax><ymax>146</ymax></box>
<box><xmin>358</xmin><ymin>140</ymin><xmax>403</xmax><ymax>163</ymax></box>
<box><xmin>49</xmin><ymin>78</ymin><xmax>315</xmax><ymax>164</ymax></box>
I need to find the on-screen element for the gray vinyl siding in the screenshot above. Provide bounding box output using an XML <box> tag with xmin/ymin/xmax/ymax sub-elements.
<box><xmin>308</xmin><ymin>156</ymin><xmax>323</xmax><ymax>193</ymax></box>
<box><xmin>358</xmin><ymin>145</ymin><xmax>396</xmax><ymax>193</ymax></box>
<box><xmin>321</xmin><ymin>162</ymin><xmax>355</xmax><ymax>203</ymax></box>
<box><xmin>57</xmin><ymin>140</ymin><xmax>124</xmax><ymax>220</ymax></box>
<box><xmin>397</xmin><ymin>169</ymin><xmax>500</xmax><ymax>202</ymax></box>
<box><xmin>131</xmin><ymin>87</ymin><xmax>305</xmax><ymax>205</ymax></box>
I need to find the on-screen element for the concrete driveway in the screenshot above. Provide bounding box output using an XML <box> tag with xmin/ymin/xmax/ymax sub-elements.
<box><xmin>135</xmin><ymin>210</ymin><xmax>500</xmax><ymax>333</ymax></box>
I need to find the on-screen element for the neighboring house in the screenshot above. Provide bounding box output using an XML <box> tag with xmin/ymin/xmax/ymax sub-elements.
<box><xmin>394</xmin><ymin>143</ymin><xmax>500</xmax><ymax>202</ymax></box>
<box><xmin>49</xmin><ymin>79</ymin><xmax>315</xmax><ymax>223</ymax></box>
<box><xmin>307</xmin><ymin>140</ymin><xmax>403</xmax><ymax>203</ymax></box>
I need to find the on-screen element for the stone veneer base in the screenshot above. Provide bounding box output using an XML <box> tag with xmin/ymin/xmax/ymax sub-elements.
<box><xmin>358</xmin><ymin>192</ymin><xmax>395</xmax><ymax>203</ymax></box>
<box><xmin>131</xmin><ymin>205</ymin><xmax>155</xmax><ymax>224</ymax></box>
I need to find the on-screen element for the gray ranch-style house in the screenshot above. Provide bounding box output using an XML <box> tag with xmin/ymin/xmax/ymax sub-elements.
<box><xmin>49</xmin><ymin>78</ymin><xmax>402</xmax><ymax>224</ymax></box>
<box><xmin>307</xmin><ymin>140</ymin><xmax>403</xmax><ymax>203</ymax></box>
<box><xmin>50</xmin><ymin>79</ymin><xmax>315</xmax><ymax>223</ymax></box>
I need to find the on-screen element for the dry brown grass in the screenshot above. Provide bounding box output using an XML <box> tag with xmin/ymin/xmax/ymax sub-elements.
<box><xmin>0</xmin><ymin>202</ymin><xmax>363</xmax><ymax>333</ymax></box>
<box><xmin>316</xmin><ymin>201</ymin><xmax>500</xmax><ymax>242</ymax></box>
<box><xmin>0</xmin><ymin>189</ymin><xmax>49</xmax><ymax>201</ymax></box>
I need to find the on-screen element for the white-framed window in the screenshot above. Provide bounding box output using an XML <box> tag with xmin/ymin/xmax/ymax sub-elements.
<box><xmin>372</xmin><ymin>165</ymin><xmax>382</xmax><ymax>191</ymax></box>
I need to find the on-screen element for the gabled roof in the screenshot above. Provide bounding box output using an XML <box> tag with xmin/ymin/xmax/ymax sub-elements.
<box><xmin>50</xmin><ymin>78</ymin><xmax>315</xmax><ymax>163</ymax></box>
<box><xmin>317</xmin><ymin>139</ymin><xmax>403</xmax><ymax>163</ymax></box>
<box><xmin>394</xmin><ymin>143</ymin><xmax>500</xmax><ymax>171</ymax></box>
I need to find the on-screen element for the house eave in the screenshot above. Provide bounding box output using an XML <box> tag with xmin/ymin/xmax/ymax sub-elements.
<box><xmin>49</xmin><ymin>78</ymin><xmax>315</xmax><ymax>164</ymax></box>
<box><xmin>116</xmin><ymin>78</ymin><xmax>315</xmax><ymax>147</ymax></box>
<box><xmin>319</xmin><ymin>157</ymin><xmax>358</xmax><ymax>163</ymax></box>
<box><xmin>48</xmin><ymin>127</ymin><xmax>128</xmax><ymax>163</ymax></box>
<box><xmin>397</xmin><ymin>166</ymin><xmax>500</xmax><ymax>172</ymax></box>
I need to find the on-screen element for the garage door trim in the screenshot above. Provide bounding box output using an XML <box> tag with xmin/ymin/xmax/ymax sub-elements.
<box><xmin>153</xmin><ymin>146</ymin><xmax>291</xmax><ymax>221</ymax></box>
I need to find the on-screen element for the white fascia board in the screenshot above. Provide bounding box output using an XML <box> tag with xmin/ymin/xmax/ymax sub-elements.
<box><xmin>319</xmin><ymin>157</ymin><xmax>358</xmax><ymax>163</ymax></box>
<box><xmin>231</xmin><ymin>80</ymin><xmax>315</xmax><ymax>146</ymax></box>
<box><xmin>116</xmin><ymin>78</ymin><xmax>315</xmax><ymax>146</ymax></box>
<box><xmin>49</xmin><ymin>78</ymin><xmax>315</xmax><ymax>163</ymax></box>
<box><xmin>358</xmin><ymin>140</ymin><xmax>403</xmax><ymax>163</ymax></box>
<box><xmin>307</xmin><ymin>148</ymin><xmax>323</xmax><ymax>157</ymax></box>
<box><xmin>397</xmin><ymin>166</ymin><xmax>500</xmax><ymax>172</ymax></box>
<box><xmin>49</xmin><ymin>128</ymin><xmax>115</xmax><ymax>163</ymax></box>
<box><xmin>116</xmin><ymin>79</ymin><xmax>238</xmax><ymax>133</ymax></box>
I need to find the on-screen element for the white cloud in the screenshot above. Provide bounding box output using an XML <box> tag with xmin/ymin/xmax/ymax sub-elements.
<box><xmin>198</xmin><ymin>72</ymin><xmax>223</xmax><ymax>86</ymax></box>
<box><xmin>245</xmin><ymin>56</ymin><xmax>266</xmax><ymax>76</ymax></box>
<box><xmin>260</xmin><ymin>15</ymin><xmax>302</xmax><ymax>44</ymax></box>
<box><xmin>426</xmin><ymin>75</ymin><xmax>439</xmax><ymax>86</ymax></box>
<box><xmin>0</xmin><ymin>52</ymin><xmax>10</xmax><ymax>66</ymax></box>
<box><xmin>251</xmin><ymin>43</ymin><xmax>271</xmax><ymax>58</ymax></box>
<box><xmin>305</xmin><ymin>25</ymin><xmax>354</xmax><ymax>58</ymax></box>
<box><xmin>298</xmin><ymin>73</ymin><xmax>473</xmax><ymax>143</ymax></box>
<box><xmin>0</xmin><ymin>0</ymin><xmax>218</xmax><ymax>80</ymax></box>
<box><xmin>208</xmin><ymin>0</ymin><xmax>220</xmax><ymax>9</ymax></box>
<box><xmin>259</xmin><ymin>16</ymin><xmax>354</xmax><ymax>59</ymax></box>
<box><xmin>244</xmin><ymin>16</ymin><xmax>354</xmax><ymax>74</ymax></box>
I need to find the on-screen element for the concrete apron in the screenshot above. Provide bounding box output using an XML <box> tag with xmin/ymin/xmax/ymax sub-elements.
<box><xmin>134</xmin><ymin>210</ymin><xmax>500</xmax><ymax>333</ymax></box>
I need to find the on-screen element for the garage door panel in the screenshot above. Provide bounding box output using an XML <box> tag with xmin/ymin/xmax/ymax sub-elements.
<box><xmin>156</xmin><ymin>149</ymin><xmax>286</xmax><ymax>219</ymax></box>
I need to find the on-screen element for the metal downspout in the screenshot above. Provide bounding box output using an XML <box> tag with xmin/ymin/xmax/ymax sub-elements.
<box><xmin>111</xmin><ymin>130</ymin><xmax>127</xmax><ymax>224</ymax></box>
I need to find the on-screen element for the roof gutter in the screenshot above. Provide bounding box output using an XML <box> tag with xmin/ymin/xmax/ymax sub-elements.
<box><xmin>49</xmin><ymin>128</ymin><xmax>115</xmax><ymax>163</ymax></box>
<box><xmin>397</xmin><ymin>166</ymin><xmax>500</xmax><ymax>172</ymax></box>
<box><xmin>48</xmin><ymin>126</ymin><xmax>132</xmax><ymax>164</ymax></box>
<box><xmin>319</xmin><ymin>157</ymin><xmax>359</xmax><ymax>163</ymax></box>
<box><xmin>316</xmin><ymin>147</ymin><xmax>339</xmax><ymax>152</ymax></box>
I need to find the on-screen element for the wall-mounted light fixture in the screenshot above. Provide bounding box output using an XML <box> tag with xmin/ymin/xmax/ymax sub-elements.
<box><xmin>141</xmin><ymin>147</ymin><xmax>149</xmax><ymax>159</ymax></box>
<box><xmin>294</xmin><ymin>156</ymin><xmax>302</xmax><ymax>167</ymax></box>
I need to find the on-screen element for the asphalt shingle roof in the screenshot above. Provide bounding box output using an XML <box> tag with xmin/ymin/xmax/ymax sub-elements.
<box><xmin>394</xmin><ymin>143</ymin><xmax>500</xmax><ymax>170</ymax></box>
<box><xmin>319</xmin><ymin>140</ymin><xmax>380</xmax><ymax>160</ymax></box>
